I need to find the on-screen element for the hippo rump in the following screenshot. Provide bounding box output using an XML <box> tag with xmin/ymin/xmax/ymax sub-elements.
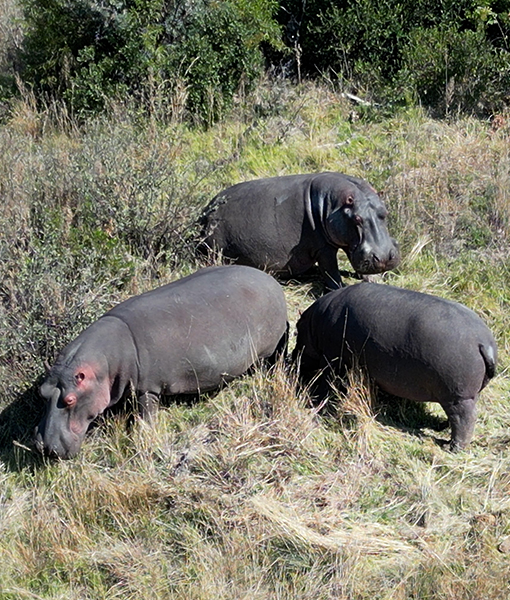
<box><xmin>293</xmin><ymin>283</ymin><xmax>497</xmax><ymax>450</ymax></box>
<box><xmin>35</xmin><ymin>265</ymin><xmax>288</xmax><ymax>459</ymax></box>
<box><xmin>198</xmin><ymin>172</ymin><xmax>400</xmax><ymax>289</ymax></box>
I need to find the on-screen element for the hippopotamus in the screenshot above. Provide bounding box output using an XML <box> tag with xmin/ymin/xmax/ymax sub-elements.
<box><xmin>293</xmin><ymin>283</ymin><xmax>497</xmax><ymax>450</ymax></box>
<box><xmin>35</xmin><ymin>265</ymin><xmax>288</xmax><ymax>459</ymax></box>
<box><xmin>198</xmin><ymin>172</ymin><xmax>400</xmax><ymax>289</ymax></box>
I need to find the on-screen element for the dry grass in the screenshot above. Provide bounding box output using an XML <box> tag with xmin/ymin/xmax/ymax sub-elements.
<box><xmin>0</xmin><ymin>76</ymin><xmax>510</xmax><ymax>598</ymax></box>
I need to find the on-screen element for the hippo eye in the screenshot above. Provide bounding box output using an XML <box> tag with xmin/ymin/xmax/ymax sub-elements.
<box><xmin>63</xmin><ymin>393</ymin><xmax>77</xmax><ymax>407</ymax></box>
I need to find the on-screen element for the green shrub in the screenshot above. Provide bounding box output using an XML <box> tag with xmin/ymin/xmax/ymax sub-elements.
<box><xmin>278</xmin><ymin>0</ymin><xmax>510</xmax><ymax>115</ymax></box>
<box><xmin>19</xmin><ymin>0</ymin><xmax>282</xmax><ymax>121</ymax></box>
<box><xmin>279</xmin><ymin>1</ymin><xmax>470</xmax><ymax>79</ymax></box>
<box><xmin>399</xmin><ymin>25</ymin><xmax>510</xmax><ymax>116</ymax></box>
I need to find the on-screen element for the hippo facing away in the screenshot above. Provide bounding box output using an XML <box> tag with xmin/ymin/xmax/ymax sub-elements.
<box><xmin>36</xmin><ymin>266</ymin><xmax>288</xmax><ymax>459</ymax></box>
<box><xmin>294</xmin><ymin>283</ymin><xmax>497</xmax><ymax>450</ymax></box>
<box><xmin>199</xmin><ymin>172</ymin><xmax>400</xmax><ymax>289</ymax></box>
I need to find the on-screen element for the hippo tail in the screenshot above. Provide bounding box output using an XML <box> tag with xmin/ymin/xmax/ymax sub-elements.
<box><xmin>479</xmin><ymin>342</ymin><xmax>497</xmax><ymax>389</ymax></box>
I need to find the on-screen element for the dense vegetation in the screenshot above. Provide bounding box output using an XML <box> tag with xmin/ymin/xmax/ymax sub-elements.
<box><xmin>1</xmin><ymin>0</ymin><xmax>510</xmax><ymax>598</ymax></box>
<box><xmin>2</xmin><ymin>0</ymin><xmax>510</xmax><ymax>119</ymax></box>
<box><xmin>279</xmin><ymin>0</ymin><xmax>510</xmax><ymax>115</ymax></box>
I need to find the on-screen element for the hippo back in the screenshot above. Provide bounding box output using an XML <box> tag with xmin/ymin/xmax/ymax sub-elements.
<box><xmin>107</xmin><ymin>265</ymin><xmax>288</xmax><ymax>394</ymax></box>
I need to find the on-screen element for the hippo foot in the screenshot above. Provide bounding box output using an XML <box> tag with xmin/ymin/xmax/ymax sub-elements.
<box><xmin>449</xmin><ymin>440</ymin><xmax>463</xmax><ymax>453</ymax></box>
<box><xmin>444</xmin><ymin>397</ymin><xmax>477</xmax><ymax>452</ymax></box>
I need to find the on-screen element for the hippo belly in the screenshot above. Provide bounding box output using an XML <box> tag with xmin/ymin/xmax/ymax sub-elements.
<box><xmin>202</xmin><ymin>179</ymin><xmax>307</xmax><ymax>274</ymax></box>
<box><xmin>361</xmin><ymin>343</ymin><xmax>488</xmax><ymax>406</ymax></box>
<box><xmin>111</xmin><ymin>268</ymin><xmax>287</xmax><ymax>395</ymax></box>
<box><xmin>132</xmin><ymin>307</ymin><xmax>280</xmax><ymax>395</ymax></box>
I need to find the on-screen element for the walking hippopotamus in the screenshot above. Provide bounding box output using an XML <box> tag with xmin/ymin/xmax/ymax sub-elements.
<box><xmin>198</xmin><ymin>172</ymin><xmax>400</xmax><ymax>289</ymax></box>
<box><xmin>35</xmin><ymin>266</ymin><xmax>288</xmax><ymax>459</ymax></box>
<box><xmin>294</xmin><ymin>283</ymin><xmax>497</xmax><ymax>450</ymax></box>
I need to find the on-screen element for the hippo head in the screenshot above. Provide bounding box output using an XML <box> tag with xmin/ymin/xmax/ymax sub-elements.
<box><xmin>320</xmin><ymin>176</ymin><xmax>400</xmax><ymax>276</ymax></box>
<box><xmin>35</xmin><ymin>359</ymin><xmax>111</xmax><ymax>459</ymax></box>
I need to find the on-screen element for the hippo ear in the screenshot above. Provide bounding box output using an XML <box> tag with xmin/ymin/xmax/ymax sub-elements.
<box><xmin>75</xmin><ymin>372</ymin><xmax>85</xmax><ymax>385</ymax></box>
<box><xmin>343</xmin><ymin>195</ymin><xmax>354</xmax><ymax>207</ymax></box>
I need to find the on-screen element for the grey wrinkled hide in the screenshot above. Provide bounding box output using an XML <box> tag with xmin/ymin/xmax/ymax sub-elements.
<box><xmin>36</xmin><ymin>266</ymin><xmax>288</xmax><ymax>459</ymax></box>
<box><xmin>294</xmin><ymin>282</ymin><xmax>497</xmax><ymax>450</ymax></box>
<box><xmin>199</xmin><ymin>172</ymin><xmax>400</xmax><ymax>289</ymax></box>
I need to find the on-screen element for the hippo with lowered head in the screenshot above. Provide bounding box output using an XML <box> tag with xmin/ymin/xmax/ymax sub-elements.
<box><xmin>199</xmin><ymin>172</ymin><xmax>400</xmax><ymax>289</ymax></box>
<box><xmin>293</xmin><ymin>282</ymin><xmax>497</xmax><ymax>450</ymax></box>
<box><xmin>35</xmin><ymin>265</ymin><xmax>288</xmax><ymax>459</ymax></box>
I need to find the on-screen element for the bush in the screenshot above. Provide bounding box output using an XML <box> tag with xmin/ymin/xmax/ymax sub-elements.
<box><xmin>19</xmin><ymin>0</ymin><xmax>282</xmax><ymax>121</ymax></box>
<box><xmin>278</xmin><ymin>0</ymin><xmax>510</xmax><ymax>115</ymax></box>
<box><xmin>399</xmin><ymin>25</ymin><xmax>510</xmax><ymax>116</ymax></box>
<box><xmin>279</xmin><ymin>1</ymin><xmax>470</xmax><ymax>79</ymax></box>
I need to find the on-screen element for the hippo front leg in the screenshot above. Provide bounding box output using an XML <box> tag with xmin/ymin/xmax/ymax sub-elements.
<box><xmin>317</xmin><ymin>247</ymin><xmax>343</xmax><ymax>290</ymax></box>
<box><xmin>138</xmin><ymin>391</ymin><xmax>159</xmax><ymax>422</ymax></box>
<box><xmin>442</xmin><ymin>397</ymin><xmax>477</xmax><ymax>451</ymax></box>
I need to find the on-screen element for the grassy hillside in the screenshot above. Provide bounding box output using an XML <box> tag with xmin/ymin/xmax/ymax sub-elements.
<box><xmin>1</xmin><ymin>80</ymin><xmax>510</xmax><ymax>599</ymax></box>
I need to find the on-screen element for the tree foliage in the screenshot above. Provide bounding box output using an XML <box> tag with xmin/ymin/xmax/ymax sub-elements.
<box><xmin>278</xmin><ymin>0</ymin><xmax>510</xmax><ymax>115</ymax></box>
<box><xmin>19</xmin><ymin>0</ymin><xmax>282</xmax><ymax>120</ymax></box>
<box><xmin>9</xmin><ymin>0</ymin><xmax>510</xmax><ymax>118</ymax></box>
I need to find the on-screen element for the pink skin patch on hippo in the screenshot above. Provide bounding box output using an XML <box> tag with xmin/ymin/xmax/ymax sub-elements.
<box><xmin>70</xmin><ymin>418</ymin><xmax>88</xmax><ymax>436</ymax></box>
<box><xmin>66</xmin><ymin>363</ymin><xmax>112</xmax><ymax>433</ymax></box>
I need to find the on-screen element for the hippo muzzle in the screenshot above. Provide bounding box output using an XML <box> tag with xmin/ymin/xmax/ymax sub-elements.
<box><xmin>347</xmin><ymin>236</ymin><xmax>401</xmax><ymax>275</ymax></box>
<box><xmin>34</xmin><ymin>421</ymin><xmax>82</xmax><ymax>460</ymax></box>
<box><xmin>34</xmin><ymin>387</ymin><xmax>88</xmax><ymax>459</ymax></box>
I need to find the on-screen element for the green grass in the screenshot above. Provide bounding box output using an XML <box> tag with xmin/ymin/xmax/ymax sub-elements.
<box><xmin>1</xmin><ymin>79</ymin><xmax>510</xmax><ymax>598</ymax></box>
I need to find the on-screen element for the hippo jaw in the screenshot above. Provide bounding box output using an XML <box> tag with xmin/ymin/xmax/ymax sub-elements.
<box><xmin>34</xmin><ymin>418</ymin><xmax>83</xmax><ymax>459</ymax></box>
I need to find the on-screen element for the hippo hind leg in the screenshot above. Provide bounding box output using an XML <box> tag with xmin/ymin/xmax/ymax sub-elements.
<box><xmin>441</xmin><ymin>397</ymin><xmax>477</xmax><ymax>452</ymax></box>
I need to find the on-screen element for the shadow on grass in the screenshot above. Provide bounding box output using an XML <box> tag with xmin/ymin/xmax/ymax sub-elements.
<box><xmin>374</xmin><ymin>390</ymin><xmax>451</xmax><ymax>447</ymax></box>
<box><xmin>314</xmin><ymin>384</ymin><xmax>451</xmax><ymax>448</ymax></box>
<box><xmin>0</xmin><ymin>375</ymin><xmax>47</xmax><ymax>472</ymax></box>
<box><xmin>375</xmin><ymin>390</ymin><xmax>449</xmax><ymax>432</ymax></box>
<box><xmin>280</xmin><ymin>270</ymin><xmax>326</xmax><ymax>299</ymax></box>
